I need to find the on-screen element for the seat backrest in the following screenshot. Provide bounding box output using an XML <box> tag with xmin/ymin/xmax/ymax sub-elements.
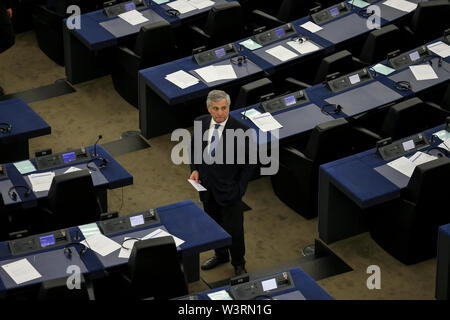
<box><xmin>128</xmin><ymin>236</ymin><xmax>188</xmax><ymax>300</ymax></box>
<box><xmin>380</xmin><ymin>97</ymin><xmax>428</xmax><ymax>140</ymax></box>
<box><xmin>410</xmin><ymin>0</ymin><xmax>450</xmax><ymax>40</ymax></box>
<box><xmin>304</xmin><ymin>118</ymin><xmax>352</xmax><ymax>163</ymax></box>
<box><xmin>441</xmin><ymin>83</ymin><xmax>450</xmax><ymax>111</ymax></box>
<box><xmin>235</xmin><ymin>78</ymin><xmax>274</xmax><ymax>109</ymax></box>
<box><xmin>359</xmin><ymin>24</ymin><xmax>401</xmax><ymax>64</ymax></box>
<box><xmin>47</xmin><ymin>170</ymin><xmax>101</xmax><ymax>228</ymax></box>
<box><xmin>404</xmin><ymin>157</ymin><xmax>450</xmax><ymax>222</ymax></box>
<box><xmin>204</xmin><ymin>2</ymin><xmax>245</xmax><ymax>41</ymax></box>
<box><xmin>313</xmin><ymin>50</ymin><xmax>354</xmax><ymax>84</ymax></box>
<box><xmin>277</xmin><ymin>0</ymin><xmax>311</xmax><ymax>22</ymax></box>
<box><xmin>133</xmin><ymin>20</ymin><xmax>176</xmax><ymax>68</ymax></box>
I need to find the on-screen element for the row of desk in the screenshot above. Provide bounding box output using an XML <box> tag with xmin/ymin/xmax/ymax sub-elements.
<box><xmin>64</xmin><ymin>0</ymin><xmax>235</xmax><ymax>84</ymax></box>
<box><xmin>0</xmin><ymin>200</ymin><xmax>231</xmax><ymax>297</ymax></box>
<box><xmin>0</xmin><ymin>99</ymin><xmax>51</xmax><ymax>163</ymax></box>
<box><xmin>137</xmin><ymin>0</ymin><xmax>428</xmax><ymax>138</ymax></box>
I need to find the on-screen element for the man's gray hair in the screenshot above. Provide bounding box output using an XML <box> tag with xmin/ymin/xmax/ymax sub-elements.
<box><xmin>206</xmin><ymin>90</ymin><xmax>231</xmax><ymax>107</ymax></box>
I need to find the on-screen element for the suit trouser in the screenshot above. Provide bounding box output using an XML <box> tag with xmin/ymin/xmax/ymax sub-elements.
<box><xmin>0</xmin><ymin>4</ymin><xmax>15</xmax><ymax>54</ymax></box>
<box><xmin>203</xmin><ymin>193</ymin><xmax>246</xmax><ymax>267</ymax></box>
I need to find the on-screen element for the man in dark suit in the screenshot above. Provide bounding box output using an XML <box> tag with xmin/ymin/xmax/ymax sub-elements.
<box><xmin>0</xmin><ymin>0</ymin><xmax>15</xmax><ymax>96</ymax></box>
<box><xmin>189</xmin><ymin>90</ymin><xmax>255</xmax><ymax>276</ymax></box>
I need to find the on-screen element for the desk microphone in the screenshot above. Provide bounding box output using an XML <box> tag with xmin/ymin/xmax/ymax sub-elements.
<box><xmin>93</xmin><ymin>135</ymin><xmax>103</xmax><ymax>157</ymax></box>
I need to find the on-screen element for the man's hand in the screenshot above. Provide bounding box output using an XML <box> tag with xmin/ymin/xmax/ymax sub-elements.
<box><xmin>189</xmin><ymin>170</ymin><xmax>201</xmax><ymax>184</ymax></box>
<box><xmin>7</xmin><ymin>8</ymin><xmax>12</xmax><ymax>19</ymax></box>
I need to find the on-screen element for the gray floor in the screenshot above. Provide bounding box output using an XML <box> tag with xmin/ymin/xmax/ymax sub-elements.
<box><xmin>0</xmin><ymin>31</ymin><xmax>438</xmax><ymax>300</ymax></box>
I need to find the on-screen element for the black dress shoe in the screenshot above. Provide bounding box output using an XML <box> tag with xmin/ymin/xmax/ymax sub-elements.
<box><xmin>201</xmin><ymin>255</ymin><xmax>229</xmax><ymax>270</ymax></box>
<box><xmin>234</xmin><ymin>265</ymin><xmax>248</xmax><ymax>276</ymax></box>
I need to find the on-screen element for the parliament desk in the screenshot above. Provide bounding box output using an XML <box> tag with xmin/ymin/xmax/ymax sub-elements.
<box><xmin>63</xmin><ymin>0</ymin><xmax>233</xmax><ymax>84</ymax></box>
<box><xmin>317</xmin><ymin>124</ymin><xmax>448</xmax><ymax>244</ymax></box>
<box><xmin>436</xmin><ymin>223</ymin><xmax>450</xmax><ymax>300</ymax></box>
<box><xmin>178</xmin><ymin>267</ymin><xmax>333</xmax><ymax>300</ymax></box>
<box><xmin>0</xmin><ymin>144</ymin><xmax>133</xmax><ymax>221</ymax></box>
<box><xmin>138</xmin><ymin>0</ymin><xmax>425</xmax><ymax>139</ymax></box>
<box><xmin>0</xmin><ymin>99</ymin><xmax>51</xmax><ymax>164</ymax></box>
<box><xmin>0</xmin><ymin>200</ymin><xmax>231</xmax><ymax>298</ymax></box>
<box><xmin>229</xmin><ymin>38</ymin><xmax>450</xmax><ymax>145</ymax></box>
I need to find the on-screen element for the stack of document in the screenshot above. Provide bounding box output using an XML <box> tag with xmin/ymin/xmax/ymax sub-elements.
<box><xmin>438</xmin><ymin>138</ymin><xmax>450</xmax><ymax>151</ymax></box>
<box><xmin>266</xmin><ymin>45</ymin><xmax>298</xmax><ymax>62</ymax></box>
<box><xmin>13</xmin><ymin>160</ymin><xmax>36</xmax><ymax>175</ymax></box>
<box><xmin>249</xmin><ymin>112</ymin><xmax>283</xmax><ymax>132</ymax></box>
<box><xmin>383</xmin><ymin>0</ymin><xmax>417</xmax><ymax>13</ymax></box>
<box><xmin>118</xmin><ymin>10</ymin><xmax>149</xmax><ymax>26</ymax></box>
<box><xmin>28</xmin><ymin>171</ymin><xmax>55</xmax><ymax>192</ymax></box>
<box><xmin>427</xmin><ymin>41</ymin><xmax>450</xmax><ymax>59</ymax></box>
<box><xmin>167</xmin><ymin>0</ymin><xmax>214</xmax><ymax>14</ymax></box>
<box><xmin>239</xmin><ymin>39</ymin><xmax>262</xmax><ymax>51</ymax></box>
<box><xmin>371</xmin><ymin>63</ymin><xmax>396</xmax><ymax>76</ymax></box>
<box><xmin>300</xmin><ymin>21</ymin><xmax>322</xmax><ymax>33</ymax></box>
<box><xmin>165</xmin><ymin>70</ymin><xmax>199</xmax><ymax>89</ymax></box>
<box><xmin>409</xmin><ymin>64</ymin><xmax>438</xmax><ymax>81</ymax></box>
<box><xmin>193</xmin><ymin>65</ymin><xmax>237</xmax><ymax>83</ymax></box>
<box><xmin>286</xmin><ymin>40</ymin><xmax>320</xmax><ymax>55</ymax></box>
<box><xmin>118</xmin><ymin>228</ymin><xmax>185</xmax><ymax>259</ymax></box>
<box><xmin>387</xmin><ymin>151</ymin><xmax>437</xmax><ymax>177</ymax></box>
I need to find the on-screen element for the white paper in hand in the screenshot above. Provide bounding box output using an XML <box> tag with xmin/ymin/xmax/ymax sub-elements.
<box><xmin>188</xmin><ymin>179</ymin><xmax>207</xmax><ymax>191</ymax></box>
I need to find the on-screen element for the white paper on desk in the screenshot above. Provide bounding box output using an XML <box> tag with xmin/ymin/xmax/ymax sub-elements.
<box><xmin>1</xmin><ymin>258</ymin><xmax>42</xmax><ymax>285</ymax></box>
<box><xmin>188</xmin><ymin>179</ymin><xmax>207</xmax><ymax>191</ymax></box>
<box><xmin>194</xmin><ymin>65</ymin><xmax>237</xmax><ymax>83</ymax></box>
<box><xmin>189</xmin><ymin>0</ymin><xmax>214</xmax><ymax>10</ymax></box>
<box><xmin>387</xmin><ymin>156</ymin><xmax>417</xmax><ymax>177</ymax></box>
<box><xmin>141</xmin><ymin>228</ymin><xmax>185</xmax><ymax>247</ymax></box>
<box><xmin>438</xmin><ymin>138</ymin><xmax>450</xmax><ymax>151</ymax></box>
<box><xmin>64</xmin><ymin>166</ymin><xmax>82</xmax><ymax>174</ymax></box>
<box><xmin>408</xmin><ymin>151</ymin><xmax>437</xmax><ymax>166</ymax></box>
<box><xmin>250</xmin><ymin>112</ymin><xmax>283</xmax><ymax>132</ymax></box>
<box><xmin>409</xmin><ymin>64</ymin><xmax>438</xmax><ymax>81</ymax></box>
<box><xmin>427</xmin><ymin>41</ymin><xmax>450</xmax><ymax>59</ymax></box>
<box><xmin>28</xmin><ymin>171</ymin><xmax>55</xmax><ymax>192</ymax></box>
<box><xmin>207</xmin><ymin>290</ymin><xmax>233</xmax><ymax>300</ymax></box>
<box><xmin>214</xmin><ymin>65</ymin><xmax>237</xmax><ymax>80</ymax></box>
<box><xmin>167</xmin><ymin>0</ymin><xmax>197</xmax><ymax>14</ymax></box>
<box><xmin>81</xmin><ymin>233</ymin><xmax>121</xmax><ymax>257</ymax></box>
<box><xmin>118</xmin><ymin>10</ymin><xmax>149</xmax><ymax>25</ymax></box>
<box><xmin>266</xmin><ymin>45</ymin><xmax>298</xmax><ymax>62</ymax></box>
<box><xmin>383</xmin><ymin>0</ymin><xmax>417</xmax><ymax>13</ymax></box>
<box><xmin>286</xmin><ymin>40</ymin><xmax>320</xmax><ymax>55</ymax></box>
<box><xmin>165</xmin><ymin>70</ymin><xmax>199</xmax><ymax>89</ymax></box>
<box><xmin>118</xmin><ymin>237</ymin><xmax>139</xmax><ymax>259</ymax></box>
<box><xmin>300</xmin><ymin>21</ymin><xmax>322</xmax><ymax>33</ymax></box>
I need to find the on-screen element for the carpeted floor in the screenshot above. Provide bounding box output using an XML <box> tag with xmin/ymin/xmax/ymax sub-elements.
<box><xmin>0</xmin><ymin>31</ymin><xmax>438</xmax><ymax>300</ymax></box>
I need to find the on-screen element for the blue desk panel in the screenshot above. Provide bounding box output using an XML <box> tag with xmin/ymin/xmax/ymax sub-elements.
<box><xmin>0</xmin><ymin>200</ymin><xmax>231</xmax><ymax>295</ymax></box>
<box><xmin>195</xmin><ymin>267</ymin><xmax>333</xmax><ymax>300</ymax></box>
<box><xmin>318</xmin><ymin>124</ymin><xmax>447</xmax><ymax>243</ymax></box>
<box><xmin>0</xmin><ymin>98</ymin><xmax>51</xmax><ymax>145</ymax></box>
<box><xmin>436</xmin><ymin>223</ymin><xmax>450</xmax><ymax>300</ymax></box>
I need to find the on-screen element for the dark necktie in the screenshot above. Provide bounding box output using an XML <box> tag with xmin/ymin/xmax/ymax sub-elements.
<box><xmin>210</xmin><ymin>124</ymin><xmax>220</xmax><ymax>157</ymax></box>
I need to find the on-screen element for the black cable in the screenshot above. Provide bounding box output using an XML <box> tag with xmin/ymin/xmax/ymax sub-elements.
<box><xmin>394</xmin><ymin>80</ymin><xmax>411</xmax><ymax>92</ymax></box>
<box><xmin>321</xmin><ymin>103</ymin><xmax>343</xmax><ymax>115</ymax></box>
<box><xmin>8</xmin><ymin>185</ymin><xmax>32</xmax><ymax>201</ymax></box>
<box><xmin>230</xmin><ymin>55</ymin><xmax>248</xmax><ymax>66</ymax></box>
<box><xmin>0</xmin><ymin>121</ymin><xmax>12</xmax><ymax>134</ymax></box>
<box><xmin>121</xmin><ymin>237</ymin><xmax>142</xmax><ymax>250</ymax></box>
